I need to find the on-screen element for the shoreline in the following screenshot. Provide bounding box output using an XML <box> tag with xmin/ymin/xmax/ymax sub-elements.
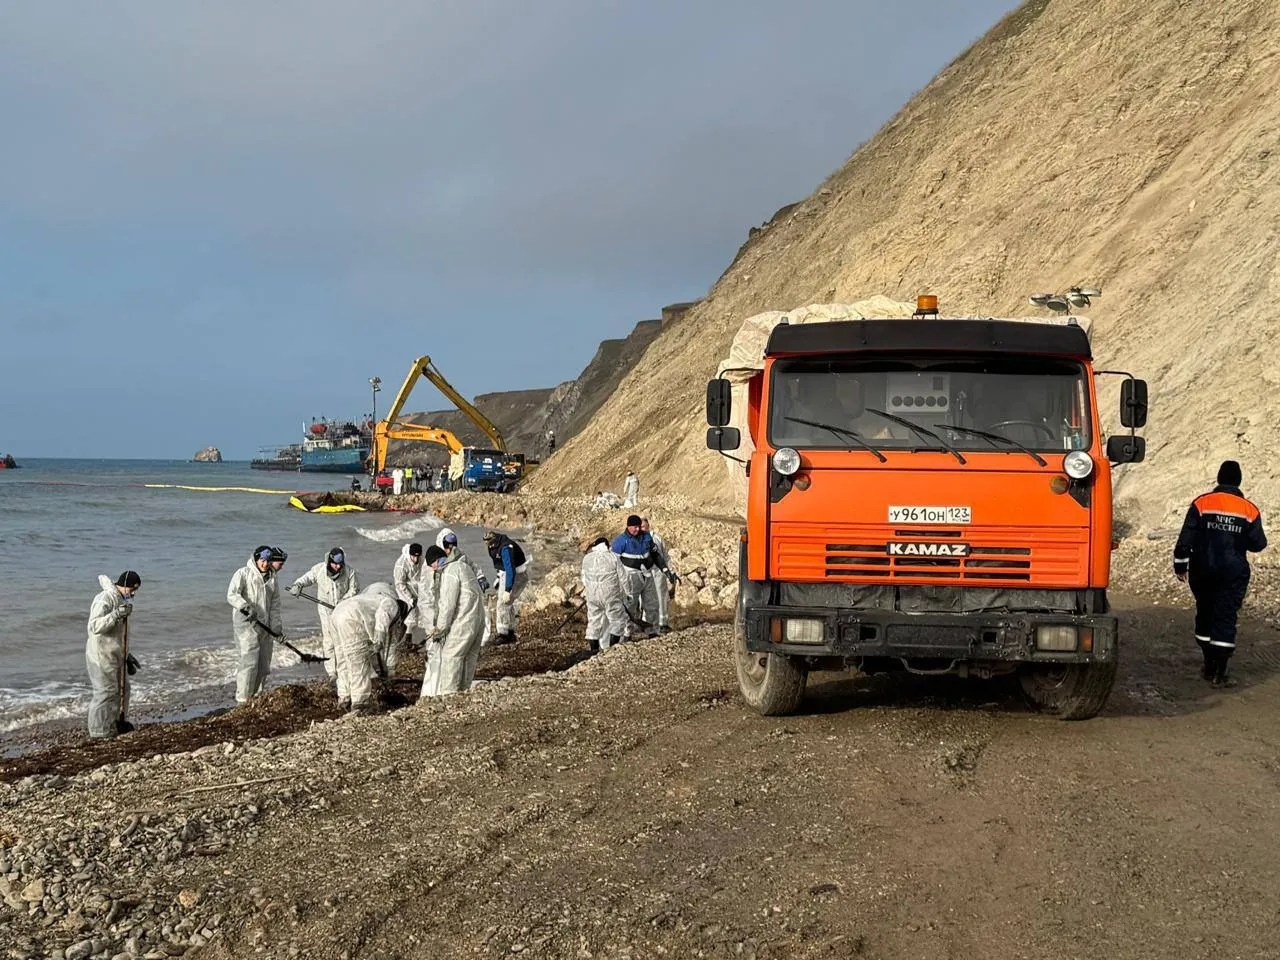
<box><xmin>0</xmin><ymin>605</ymin><xmax>730</xmax><ymax>782</ymax></box>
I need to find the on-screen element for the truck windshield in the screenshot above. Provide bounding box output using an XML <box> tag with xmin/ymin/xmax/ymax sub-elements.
<box><xmin>768</xmin><ymin>355</ymin><xmax>1091</xmax><ymax>453</ymax></box>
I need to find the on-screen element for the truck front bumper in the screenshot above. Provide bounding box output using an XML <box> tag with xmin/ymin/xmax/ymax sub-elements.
<box><xmin>744</xmin><ymin>605</ymin><xmax>1117</xmax><ymax>664</ymax></box>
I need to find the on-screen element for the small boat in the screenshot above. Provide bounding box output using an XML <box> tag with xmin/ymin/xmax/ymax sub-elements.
<box><xmin>0</xmin><ymin>453</ymin><xmax>19</xmax><ymax>469</ymax></box>
<box><xmin>250</xmin><ymin>444</ymin><xmax>302</xmax><ymax>472</ymax></box>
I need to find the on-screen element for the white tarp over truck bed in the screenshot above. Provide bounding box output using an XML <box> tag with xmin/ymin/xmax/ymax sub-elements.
<box><xmin>713</xmin><ymin>298</ymin><xmax>1093</xmax><ymax>514</ymax></box>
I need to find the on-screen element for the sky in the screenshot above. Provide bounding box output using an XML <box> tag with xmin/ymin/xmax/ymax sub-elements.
<box><xmin>0</xmin><ymin>1</ymin><xmax>1020</xmax><ymax>460</ymax></box>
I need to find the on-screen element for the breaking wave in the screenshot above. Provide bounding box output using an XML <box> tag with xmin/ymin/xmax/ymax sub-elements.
<box><xmin>354</xmin><ymin>514</ymin><xmax>445</xmax><ymax>543</ymax></box>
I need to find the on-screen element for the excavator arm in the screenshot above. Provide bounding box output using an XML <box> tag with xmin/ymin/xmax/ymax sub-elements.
<box><xmin>370</xmin><ymin>354</ymin><xmax>515</xmax><ymax>476</ymax></box>
<box><xmin>382</xmin><ymin>356</ymin><xmax>506</xmax><ymax>452</ymax></box>
<box><xmin>370</xmin><ymin>422</ymin><xmax>464</xmax><ymax>474</ymax></box>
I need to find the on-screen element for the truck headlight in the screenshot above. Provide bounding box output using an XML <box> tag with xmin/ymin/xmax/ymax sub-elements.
<box><xmin>1063</xmin><ymin>450</ymin><xmax>1094</xmax><ymax>480</ymax></box>
<box><xmin>1035</xmin><ymin>625</ymin><xmax>1078</xmax><ymax>652</ymax></box>
<box><xmin>777</xmin><ymin>618</ymin><xmax>824</xmax><ymax>644</ymax></box>
<box><xmin>773</xmin><ymin>447</ymin><xmax>801</xmax><ymax>476</ymax></box>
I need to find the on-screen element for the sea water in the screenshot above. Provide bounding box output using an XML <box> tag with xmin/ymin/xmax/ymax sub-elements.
<box><xmin>0</xmin><ymin>459</ymin><xmax>487</xmax><ymax>737</ymax></box>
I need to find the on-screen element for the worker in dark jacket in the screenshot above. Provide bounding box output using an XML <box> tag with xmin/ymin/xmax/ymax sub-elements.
<box><xmin>483</xmin><ymin>531</ymin><xmax>528</xmax><ymax>645</ymax></box>
<box><xmin>611</xmin><ymin>515</ymin><xmax>672</xmax><ymax>637</ymax></box>
<box><xmin>1173</xmin><ymin>460</ymin><xmax>1267</xmax><ymax>686</ymax></box>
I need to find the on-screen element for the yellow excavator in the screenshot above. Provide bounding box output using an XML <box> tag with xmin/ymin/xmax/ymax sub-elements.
<box><xmin>369</xmin><ymin>356</ymin><xmax>532</xmax><ymax>487</ymax></box>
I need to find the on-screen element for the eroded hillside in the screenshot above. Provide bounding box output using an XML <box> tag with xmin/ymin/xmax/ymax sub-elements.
<box><xmin>532</xmin><ymin>0</ymin><xmax>1280</xmax><ymax>531</ymax></box>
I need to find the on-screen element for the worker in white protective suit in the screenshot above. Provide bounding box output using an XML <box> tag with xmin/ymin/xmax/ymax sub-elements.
<box><xmin>622</xmin><ymin>470</ymin><xmax>640</xmax><ymax>508</ymax></box>
<box><xmin>393</xmin><ymin>542</ymin><xmax>425</xmax><ymax>649</ymax></box>
<box><xmin>579</xmin><ymin>537</ymin><xmax>629</xmax><ymax>652</ymax></box>
<box><xmin>288</xmin><ymin>546</ymin><xmax>361</xmax><ymax>696</ymax></box>
<box><xmin>328</xmin><ymin>583</ymin><xmax>409</xmax><ymax>713</ymax></box>
<box><xmin>226</xmin><ymin>546</ymin><xmax>282</xmax><ymax>704</ymax></box>
<box><xmin>435</xmin><ymin>527</ymin><xmax>492</xmax><ymax>645</ymax></box>
<box><xmin>641</xmin><ymin>518</ymin><xmax>679</xmax><ymax>634</ymax></box>
<box><xmin>420</xmin><ymin>545</ymin><xmax>485</xmax><ymax>697</ymax></box>
<box><xmin>591</xmin><ymin>491</ymin><xmax>623</xmax><ymax>512</ymax></box>
<box><xmin>86</xmin><ymin>570</ymin><xmax>142</xmax><ymax>739</ymax></box>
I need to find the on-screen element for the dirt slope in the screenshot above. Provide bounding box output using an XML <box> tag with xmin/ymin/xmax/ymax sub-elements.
<box><xmin>532</xmin><ymin>0</ymin><xmax>1280</xmax><ymax>531</ymax></box>
<box><xmin>542</xmin><ymin>316</ymin><xmax>667</xmax><ymax>444</ymax></box>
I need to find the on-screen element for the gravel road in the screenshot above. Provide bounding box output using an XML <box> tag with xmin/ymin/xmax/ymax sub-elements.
<box><xmin>4</xmin><ymin>593</ymin><xmax>1280</xmax><ymax>960</ymax></box>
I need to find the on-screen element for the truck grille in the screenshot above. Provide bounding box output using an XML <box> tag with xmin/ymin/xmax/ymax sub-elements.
<box><xmin>773</xmin><ymin>526</ymin><xmax>1087</xmax><ymax>586</ymax></box>
<box><xmin>825</xmin><ymin>543</ymin><xmax>1030</xmax><ymax>581</ymax></box>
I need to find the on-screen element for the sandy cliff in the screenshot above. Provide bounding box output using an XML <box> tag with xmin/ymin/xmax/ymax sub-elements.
<box><xmin>531</xmin><ymin>0</ymin><xmax>1280</xmax><ymax>531</ymax></box>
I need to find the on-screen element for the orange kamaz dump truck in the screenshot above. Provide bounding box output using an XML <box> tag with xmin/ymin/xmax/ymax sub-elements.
<box><xmin>706</xmin><ymin>298</ymin><xmax>1148</xmax><ymax>720</ymax></box>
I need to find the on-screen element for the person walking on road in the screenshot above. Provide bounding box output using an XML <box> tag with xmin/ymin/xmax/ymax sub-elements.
<box><xmin>86</xmin><ymin>571</ymin><xmax>142</xmax><ymax>739</ymax></box>
<box><xmin>580</xmin><ymin>536</ymin><xmax>629</xmax><ymax>652</ymax></box>
<box><xmin>483</xmin><ymin>530</ymin><xmax>528</xmax><ymax>645</ymax></box>
<box><xmin>289</xmin><ymin>547</ymin><xmax>361</xmax><ymax>695</ymax></box>
<box><xmin>227</xmin><ymin>546</ymin><xmax>281</xmax><ymax>704</ymax></box>
<box><xmin>419</xmin><ymin>545</ymin><xmax>485</xmax><ymax>697</ymax></box>
<box><xmin>622</xmin><ymin>470</ymin><xmax>640</xmax><ymax>508</ymax></box>
<box><xmin>1173</xmin><ymin>460</ymin><xmax>1267</xmax><ymax>687</ymax></box>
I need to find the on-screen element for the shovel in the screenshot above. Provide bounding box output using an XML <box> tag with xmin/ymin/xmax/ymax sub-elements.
<box><xmin>251</xmin><ymin>616</ymin><xmax>329</xmax><ymax>664</ymax></box>
<box><xmin>296</xmin><ymin>591</ymin><xmax>335</xmax><ymax>610</ymax></box>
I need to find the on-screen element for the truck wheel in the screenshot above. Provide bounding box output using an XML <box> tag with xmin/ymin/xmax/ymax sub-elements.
<box><xmin>1018</xmin><ymin>660</ymin><xmax>1118</xmax><ymax>720</ymax></box>
<box><xmin>734</xmin><ymin>601</ymin><xmax>807</xmax><ymax>716</ymax></box>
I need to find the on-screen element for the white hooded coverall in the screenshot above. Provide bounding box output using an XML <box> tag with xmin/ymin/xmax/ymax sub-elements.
<box><xmin>623</xmin><ymin>472</ymin><xmax>640</xmax><ymax>508</ymax></box>
<box><xmin>289</xmin><ymin>555</ymin><xmax>360</xmax><ymax>690</ymax></box>
<box><xmin>435</xmin><ymin>527</ymin><xmax>493</xmax><ymax>645</ymax></box>
<box><xmin>647</xmin><ymin>530</ymin><xmax>674</xmax><ymax>629</ymax></box>
<box><xmin>420</xmin><ymin>556</ymin><xmax>485</xmax><ymax>697</ymax></box>
<box><xmin>86</xmin><ymin>575</ymin><xmax>131</xmax><ymax>738</ymax></box>
<box><xmin>393</xmin><ymin>545</ymin><xmax>425</xmax><ymax>642</ymax></box>
<box><xmin>580</xmin><ymin>544</ymin><xmax>630</xmax><ymax>649</ymax></box>
<box><xmin>226</xmin><ymin>557</ymin><xmax>281</xmax><ymax>703</ymax></box>
<box><xmin>329</xmin><ymin>585</ymin><xmax>405</xmax><ymax>709</ymax></box>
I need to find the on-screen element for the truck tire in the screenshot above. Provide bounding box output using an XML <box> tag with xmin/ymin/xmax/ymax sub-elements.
<box><xmin>734</xmin><ymin>590</ymin><xmax>807</xmax><ymax>716</ymax></box>
<box><xmin>1018</xmin><ymin>660</ymin><xmax>1118</xmax><ymax>720</ymax></box>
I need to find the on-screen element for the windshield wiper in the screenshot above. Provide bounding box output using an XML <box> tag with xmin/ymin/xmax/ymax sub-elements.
<box><xmin>936</xmin><ymin>423</ymin><xmax>1047</xmax><ymax>467</ymax></box>
<box><xmin>784</xmin><ymin>416</ymin><xmax>887</xmax><ymax>463</ymax></box>
<box><xmin>864</xmin><ymin>408</ymin><xmax>966</xmax><ymax>464</ymax></box>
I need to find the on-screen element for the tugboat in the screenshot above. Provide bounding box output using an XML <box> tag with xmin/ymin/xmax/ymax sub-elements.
<box><xmin>300</xmin><ymin>418</ymin><xmax>374</xmax><ymax>473</ymax></box>
<box><xmin>0</xmin><ymin>453</ymin><xmax>19</xmax><ymax>469</ymax></box>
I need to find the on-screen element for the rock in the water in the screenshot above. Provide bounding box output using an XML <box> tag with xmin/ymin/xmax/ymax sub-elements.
<box><xmin>191</xmin><ymin>447</ymin><xmax>222</xmax><ymax>463</ymax></box>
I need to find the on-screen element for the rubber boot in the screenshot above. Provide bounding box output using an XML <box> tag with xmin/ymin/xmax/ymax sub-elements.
<box><xmin>1212</xmin><ymin>653</ymin><xmax>1237</xmax><ymax>688</ymax></box>
<box><xmin>116</xmin><ymin>718</ymin><xmax>136</xmax><ymax>734</ymax></box>
<box><xmin>607</xmin><ymin>634</ymin><xmax>623</xmax><ymax>648</ymax></box>
<box><xmin>1198</xmin><ymin>640</ymin><xmax>1213</xmax><ymax>681</ymax></box>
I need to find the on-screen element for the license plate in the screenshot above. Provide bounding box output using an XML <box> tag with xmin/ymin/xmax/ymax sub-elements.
<box><xmin>888</xmin><ymin>505</ymin><xmax>971</xmax><ymax>525</ymax></box>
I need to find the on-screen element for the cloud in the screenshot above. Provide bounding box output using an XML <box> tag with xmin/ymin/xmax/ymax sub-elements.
<box><xmin>0</xmin><ymin>0</ymin><xmax>1018</xmax><ymax>457</ymax></box>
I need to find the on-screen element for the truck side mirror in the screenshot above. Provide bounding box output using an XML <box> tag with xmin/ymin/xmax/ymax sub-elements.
<box><xmin>707</xmin><ymin>426</ymin><xmax>741</xmax><ymax>452</ymax></box>
<box><xmin>1120</xmin><ymin>379</ymin><xmax>1148</xmax><ymax>429</ymax></box>
<box><xmin>1106</xmin><ymin>435</ymin><xmax>1146</xmax><ymax>464</ymax></box>
<box><xmin>706</xmin><ymin>379</ymin><xmax>732</xmax><ymax>427</ymax></box>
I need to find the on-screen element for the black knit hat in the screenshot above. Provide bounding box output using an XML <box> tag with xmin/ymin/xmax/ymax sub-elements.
<box><xmin>1218</xmin><ymin>460</ymin><xmax>1243</xmax><ymax>486</ymax></box>
<box><xmin>423</xmin><ymin>545</ymin><xmax>448</xmax><ymax>566</ymax></box>
<box><xmin>408</xmin><ymin>542</ymin><xmax>423</xmax><ymax>556</ymax></box>
<box><xmin>116</xmin><ymin>571</ymin><xmax>142</xmax><ymax>589</ymax></box>
<box><xmin>626</xmin><ymin>514</ymin><xmax>642</xmax><ymax>527</ymax></box>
